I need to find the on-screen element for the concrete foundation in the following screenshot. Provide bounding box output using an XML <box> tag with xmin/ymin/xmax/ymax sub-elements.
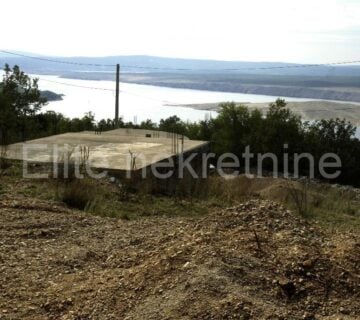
<box><xmin>6</xmin><ymin>129</ymin><xmax>210</xmax><ymax>184</ymax></box>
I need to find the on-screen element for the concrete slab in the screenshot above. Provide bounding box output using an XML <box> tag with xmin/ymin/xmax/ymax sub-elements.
<box><xmin>6</xmin><ymin>129</ymin><xmax>209</xmax><ymax>171</ymax></box>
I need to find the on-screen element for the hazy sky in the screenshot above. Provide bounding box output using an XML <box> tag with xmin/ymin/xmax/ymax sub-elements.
<box><xmin>3</xmin><ymin>0</ymin><xmax>360</xmax><ymax>63</ymax></box>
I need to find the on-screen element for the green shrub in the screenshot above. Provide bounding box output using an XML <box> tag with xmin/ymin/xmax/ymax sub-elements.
<box><xmin>61</xmin><ymin>179</ymin><xmax>97</xmax><ymax>211</ymax></box>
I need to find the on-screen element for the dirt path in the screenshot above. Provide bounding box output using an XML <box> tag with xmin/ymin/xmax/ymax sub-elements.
<box><xmin>0</xmin><ymin>197</ymin><xmax>359</xmax><ymax>319</ymax></box>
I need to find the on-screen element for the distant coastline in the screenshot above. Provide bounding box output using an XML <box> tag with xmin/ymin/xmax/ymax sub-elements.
<box><xmin>55</xmin><ymin>72</ymin><xmax>360</xmax><ymax>104</ymax></box>
<box><xmin>40</xmin><ymin>90</ymin><xmax>64</xmax><ymax>102</ymax></box>
<box><xmin>1</xmin><ymin>52</ymin><xmax>360</xmax><ymax>103</ymax></box>
<box><xmin>165</xmin><ymin>100</ymin><xmax>360</xmax><ymax>126</ymax></box>
<box><xmin>119</xmin><ymin>74</ymin><xmax>360</xmax><ymax>104</ymax></box>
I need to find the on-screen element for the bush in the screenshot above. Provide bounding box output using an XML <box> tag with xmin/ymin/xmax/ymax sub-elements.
<box><xmin>0</xmin><ymin>145</ymin><xmax>11</xmax><ymax>172</ymax></box>
<box><xmin>286</xmin><ymin>178</ymin><xmax>310</xmax><ymax>217</ymax></box>
<box><xmin>60</xmin><ymin>179</ymin><xmax>97</xmax><ymax>211</ymax></box>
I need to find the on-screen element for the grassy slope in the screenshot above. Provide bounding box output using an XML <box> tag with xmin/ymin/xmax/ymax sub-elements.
<box><xmin>1</xmin><ymin>162</ymin><xmax>359</xmax><ymax>232</ymax></box>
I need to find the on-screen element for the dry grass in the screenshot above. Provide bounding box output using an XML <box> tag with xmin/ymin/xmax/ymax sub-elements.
<box><xmin>198</xmin><ymin>175</ymin><xmax>360</xmax><ymax>231</ymax></box>
<box><xmin>194</xmin><ymin>175</ymin><xmax>253</xmax><ymax>203</ymax></box>
<box><xmin>60</xmin><ymin>179</ymin><xmax>98</xmax><ymax>211</ymax></box>
<box><xmin>138</xmin><ymin>172</ymin><xmax>359</xmax><ymax>230</ymax></box>
<box><xmin>285</xmin><ymin>178</ymin><xmax>310</xmax><ymax>217</ymax></box>
<box><xmin>1</xmin><ymin>160</ymin><xmax>358</xmax><ymax>230</ymax></box>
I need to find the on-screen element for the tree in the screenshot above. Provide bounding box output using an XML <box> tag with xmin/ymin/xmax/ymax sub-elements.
<box><xmin>82</xmin><ymin>112</ymin><xmax>96</xmax><ymax>131</ymax></box>
<box><xmin>0</xmin><ymin>92</ymin><xmax>16</xmax><ymax>145</ymax></box>
<box><xmin>159</xmin><ymin>115</ymin><xmax>187</xmax><ymax>135</ymax></box>
<box><xmin>304</xmin><ymin>118</ymin><xmax>358</xmax><ymax>184</ymax></box>
<box><xmin>211</xmin><ymin>102</ymin><xmax>252</xmax><ymax>157</ymax></box>
<box><xmin>0</xmin><ymin>64</ymin><xmax>47</xmax><ymax>142</ymax></box>
<box><xmin>262</xmin><ymin>99</ymin><xmax>304</xmax><ymax>171</ymax></box>
<box><xmin>140</xmin><ymin>119</ymin><xmax>157</xmax><ymax>130</ymax></box>
<box><xmin>264</xmin><ymin>99</ymin><xmax>303</xmax><ymax>152</ymax></box>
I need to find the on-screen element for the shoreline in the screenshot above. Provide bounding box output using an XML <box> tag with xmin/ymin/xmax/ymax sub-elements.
<box><xmin>165</xmin><ymin>100</ymin><xmax>360</xmax><ymax>125</ymax></box>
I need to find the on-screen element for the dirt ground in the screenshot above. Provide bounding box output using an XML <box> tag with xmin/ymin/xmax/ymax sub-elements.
<box><xmin>0</xmin><ymin>194</ymin><xmax>359</xmax><ymax>320</ymax></box>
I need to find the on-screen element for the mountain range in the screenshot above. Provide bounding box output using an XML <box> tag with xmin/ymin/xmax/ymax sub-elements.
<box><xmin>1</xmin><ymin>51</ymin><xmax>360</xmax><ymax>102</ymax></box>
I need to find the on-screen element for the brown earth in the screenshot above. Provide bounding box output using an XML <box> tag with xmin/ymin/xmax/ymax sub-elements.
<box><xmin>0</xmin><ymin>195</ymin><xmax>359</xmax><ymax>320</ymax></box>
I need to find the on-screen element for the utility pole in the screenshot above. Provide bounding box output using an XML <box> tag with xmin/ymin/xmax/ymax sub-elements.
<box><xmin>115</xmin><ymin>63</ymin><xmax>120</xmax><ymax>126</ymax></box>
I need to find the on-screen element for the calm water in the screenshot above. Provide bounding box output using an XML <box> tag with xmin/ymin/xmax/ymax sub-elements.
<box><xmin>36</xmin><ymin>75</ymin><xmax>312</xmax><ymax>123</ymax></box>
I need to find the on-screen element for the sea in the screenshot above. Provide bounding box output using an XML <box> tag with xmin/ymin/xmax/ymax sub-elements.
<box><xmin>2</xmin><ymin>73</ymin><xmax>359</xmax><ymax>137</ymax></box>
<box><xmin>36</xmin><ymin>75</ymin><xmax>312</xmax><ymax>123</ymax></box>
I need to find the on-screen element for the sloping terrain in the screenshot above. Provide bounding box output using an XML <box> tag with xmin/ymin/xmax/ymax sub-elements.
<box><xmin>120</xmin><ymin>73</ymin><xmax>360</xmax><ymax>103</ymax></box>
<box><xmin>0</xmin><ymin>195</ymin><xmax>359</xmax><ymax>319</ymax></box>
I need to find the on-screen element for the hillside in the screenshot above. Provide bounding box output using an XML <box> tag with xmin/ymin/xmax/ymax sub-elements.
<box><xmin>120</xmin><ymin>73</ymin><xmax>360</xmax><ymax>103</ymax></box>
<box><xmin>1</xmin><ymin>51</ymin><xmax>360</xmax><ymax>76</ymax></box>
<box><xmin>1</xmin><ymin>195</ymin><xmax>359</xmax><ymax>319</ymax></box>
<box><xmin>1</xmin><ymin>51</ymin><xmax>360</xmax><ymax>102</ymax></box>
<box><xmin>0</xmin><ymin>170</ymin><xmax>360</xmax><ymax>319</ymax></box>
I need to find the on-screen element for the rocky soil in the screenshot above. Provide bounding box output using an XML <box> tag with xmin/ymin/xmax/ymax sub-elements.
<box><xmin>0</xmin><ymin>196</ymin><xmax>359</xmax><ymax>319</ymax></box>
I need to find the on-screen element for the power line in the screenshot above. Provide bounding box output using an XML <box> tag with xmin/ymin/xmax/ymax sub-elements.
<box><xmin>26</xmin><ymin>76</ymin><xmax>360</xmax><ymax>114</ymax></box>
<box><xmin>0</xmin><ymin>50</ymin><xmax>192</xmax><ymax>70</ymax></box>
<box><xmin>223</xmin><ymin>60</ymin><xmax>360</xmax><ymax>71</ymax></box>
<box><xmin>2</xmin><ymin>49</ymin><xmax>360</xmax><ymax>71</ymax></box>
<box><xmin>1</xmin><ymin>50</ymin><xmax>115</xmax><ymax>67</ymax></box>
<box><xmin>121</xmin><ymin>65</ymin><xmax>196</xmax><ymax>71</ymax></box>
<box><xmin>0</xmin><ymin>50</ymin><xmax>188</xmax><ymax>70</ymax></box>
<box><xmin>4</xmin><ymin>49</ymin><xmax>360</xmax><ymax>112</ymax></box>
<box><xmin>36</xmin><ymin>76</ymin><xmax>180</xmax><ymax>104</ymax></box>
<box><xmin>33</xmin><ymin>76</ymin><xmax>360</xmax><ymax>109</ymax></box>
<box><xmin>36</xmin><ymin>76</ymin><xmax>184</xmax><ymax>104</ymax></box>
<box><xmin>131</xmin><ymin>61</ymin><xmax>349</xmax><ymax>70</ymax></box>
<box><xmin>123</xmin><ymin>60</ymin><xmax>360</xmax><ymax>71</ymax></box>
<box><xmin>37</xmin><ymin>77</ymin><xmax>116</xmax><ymax>92</ymax></box>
